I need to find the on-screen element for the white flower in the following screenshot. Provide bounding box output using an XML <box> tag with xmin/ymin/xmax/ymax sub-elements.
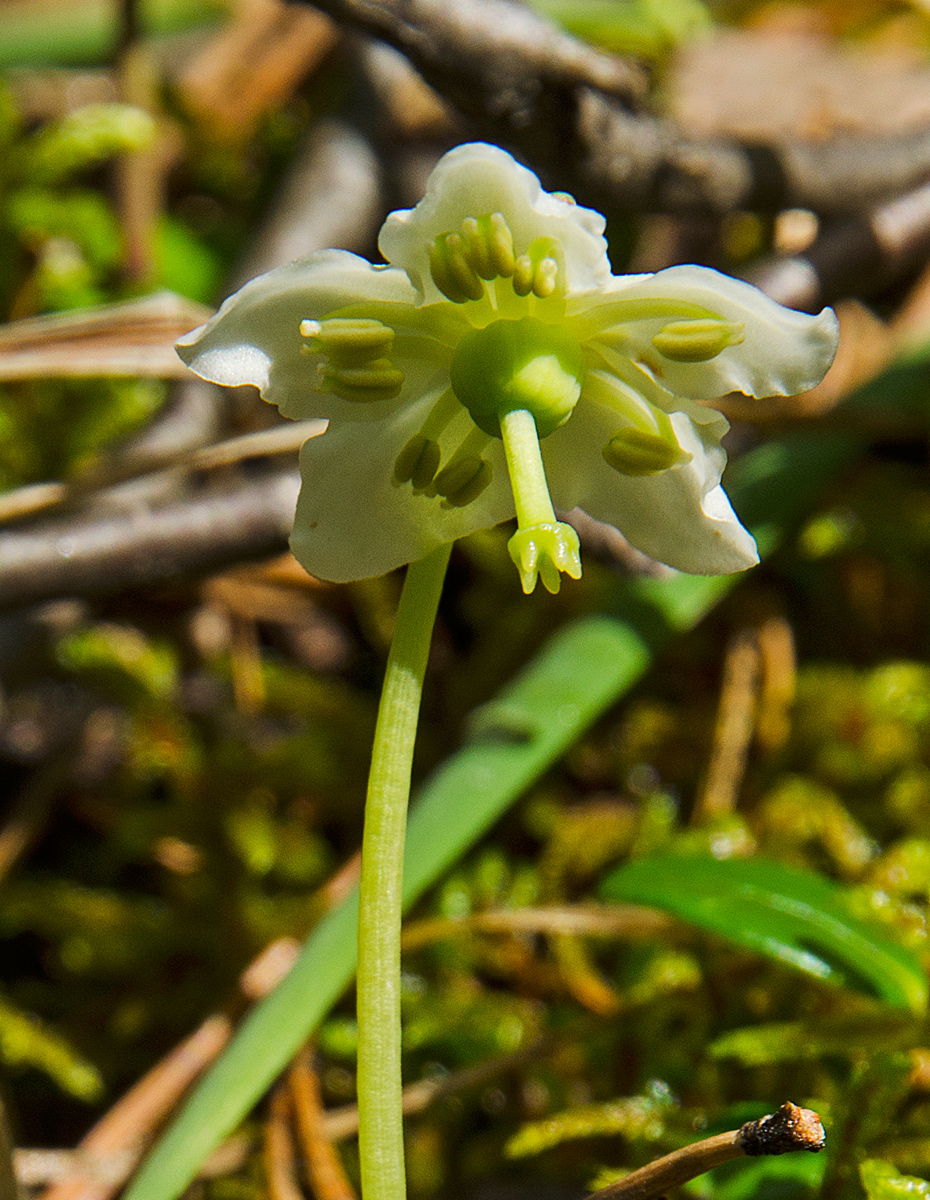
<box><xmin>176</xmin><ymin>143</ymin><xmax>839</xmax><ymax>593</ymax></box>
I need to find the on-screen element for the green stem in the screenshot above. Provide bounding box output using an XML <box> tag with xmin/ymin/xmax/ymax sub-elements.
<box><xmin>356</xmin><ymin>542</ymin><xmax>452</xmax><ymax>1200</ymax></box>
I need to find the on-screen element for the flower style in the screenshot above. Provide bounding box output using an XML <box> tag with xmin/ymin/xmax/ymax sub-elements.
<box><xmin>177</xmin><ymin>143</ymin><xmax>839</xmax><ymax>593</ymax></box>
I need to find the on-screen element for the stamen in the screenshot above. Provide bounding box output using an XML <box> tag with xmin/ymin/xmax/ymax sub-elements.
<box><xmin>458</xmin><ymin>213</ymin><xmax>517</xmax><ymax>282</ymax></box>
<box><xmin>512</xmin><ymin>255</ymin><xmax>534</xmax><ymax>298</ymax></box>
<box><xmin>418</xmin><ymin>387</ymin><xmax>462</xmax><ymax>441</ymax></box>
<box><xmin>300</xmin><ymin>317</ymin><xmax>395</xmax><ymax>364</ymax></box>
<box><xmin>572</xmin><ymin>298</ymin><xmax>722</xmax><ymax>343</ymax></box>
<box><xmin>392</xmin><ymin>389</ymin><xmax>465</xmax><ymax>491</ymax></box>
<box><xmin>534</xmin><ymin>257</ymin><xmax>559</xmax><ymax>299</ymax></box>
<box><xmin>429</xmin><ymin>213</ymin><xmax>559</xmax><ymax>305</ymax></box>
<box><xmin>427</xmin><ymin>426</ymin><xmax>492</xmax><ymax>506</ymax></box>
<box><xmin>583</xmin><ymin>371</ymin><xmax>692</xmax><ymax>477</ymax></box>
<box><xmin>603</xmin><ymin>428</ymin><xmax>692</xmax><ymax>476</ymax></box>
<box><xmin>394</xmin><ymin>435</ymin><xmax>442</xmax><ymax>488</ymax></box>
<box><xmin>429</xmin><ymin>233</ymin><xmax>485</xmax><ymax>303</ymax></box>
<box><xmin>487</xmin><ymin>213</ymin><xmax>516</xmax><ymax>277</ymax></box>
<box><xmin>511</xmin><ymin>237</ymin><xmax>564</xmax><ymax>300</ymax></box>
<box><xmin>499</xmin><ymin>407</ymin><xmax>582</xmax><ymax>594</ymax></box>
<box><xmin>303</xmin><ymin>314</ymin><xmax>404</xmax><ymax>402</ymax></box>
<box><xmin>319</xmin><ymin>358</ymin><xmax>405</xmax><ymax>402</ymax></box>
<box><xmin>582</xmin><ymin>368</ymin><xmax>669</xmax><ymax>434</ymax></box>
<box><xmin>435</xmin><ymin>456</ymin><xmax>493</xmax><ymax>507</ymax></box>
<box><xmin>652</xmin><ymin>318</ymin><xmax>745</xmax><ymax>362</ymax></box>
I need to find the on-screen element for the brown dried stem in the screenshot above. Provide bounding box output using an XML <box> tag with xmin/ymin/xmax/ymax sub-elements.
<box><xmin>264</xmin><ymin>1085</ymin><xmax>305</xmax><ymax>1200</ymax></box>
<box><xmin>585</xmin><ymin>1104</ymin><xmax>825</xmax><ymax>1200</ymax></box>
<box><xmin>319</xmin><ymin>1042</ymin><xmax>540</xmax><ymax>1143</ymax></box>
<box><xmin>692</xmin><ymin>628</ymin><xmax>760</xmax><ymax>826</ymax></box>
<box><xmin>288</xmin><ymin>1049</ymin><xmax>357</xmax><ymax>1200</ymax></box>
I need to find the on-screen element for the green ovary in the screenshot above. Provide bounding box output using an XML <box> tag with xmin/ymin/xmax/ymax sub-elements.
<box><xmin>449</xmin><ymin>318</ymin><xmax>586</xmax><ymax>593</ymax></box>
<box><xmin>449</xmin><ymin>317</ymin><xmax>586</xmax><ymax>438</ymax></box>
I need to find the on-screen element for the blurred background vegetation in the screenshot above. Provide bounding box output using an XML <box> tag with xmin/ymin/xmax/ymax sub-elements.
<box><xmin>4</xmin><ymin>3</ymin><xmax>930</xmax><ymax>1200</ymax></box>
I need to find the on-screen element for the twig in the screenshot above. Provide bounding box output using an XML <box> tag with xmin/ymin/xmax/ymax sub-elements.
<box><xmin>400</xmin><ymin>904</ymin><xmax>674</xmax><ymax>953</ymax></box>
<box><xmin>754</xmin><ymin>615</ymin><xmax>796</xmax><ymax>755</ymax></box>
<box><xmin>691</xmin><ymin>628</ymin><xmax>760</xmax><ymax>826</ymax></box>
<box><xmin>551</xmin><ymin>934</ymin><xmax>621</xmax><ymax>1017</ymax></box>
<box><xmin>36</xmin><ymin>1018</ymin><xmax>234</xmax><ymax>1200</ymax></box>
<box><xmin>320</xmin><ymin>1043</ymin><xmax>542</xmax><ymax>1142</ymax></box>
<box><xmin>230</xmin><ymin>614</ymin><xmax>266</xmax><ymax>715</ymax></box>
<box><xmin>297</xmin><ymin>0</ymin><xmax>930</xmax><ymax>216</ymax></box>
<box><xmin>7</xmin><ymin>130</ymin><xmax>930</xmax><ymax>608</ymax></box>
<box><xmin>16</xmin><ymin>1139</ymin><xmax>250</xmax><ymax>1188</ymax></box>
<box><xmin>0</xmin><ymin>420</ymin><xmax>323</xmax><ymax>526</ymax></box>
<box><xmin>584</xmin><ymin>1104</ymin><xmax>825</xmax><ymax>1200</ymax></box>
<box><xmin>0</xmin><ymin>291</ymin><xmax>212</xmax><ymax>382</ymax></box>
<box><xmin>0</xmin><ymin>465</ymin><xmax>301</xmax><ymax>611</ymax></box>
<box><xmin>288</xmin><ymin>1049</ymin><xmax>357</xmax><ymax>1200</ymax></box>
<box><xmin>264</xmin><ymin>1085</ymin><xmax>305</xmax><ymax>1200</ymax></box>
<box><xmin>298</xmin><ymin>0</ymin><xmax>645</xmax><ymax>109</ymax></box>
<box><xmin>227</xmin><ymin>118</ymin><xmax>381</xmax><ymax>293</ymax></box>
<box><xmin>115</xmin><ymin>41</ymin><xmax>164</xmax><ymax>285</ymax></box>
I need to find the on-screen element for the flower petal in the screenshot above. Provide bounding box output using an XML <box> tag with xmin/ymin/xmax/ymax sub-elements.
<box><xmin>175</xmin><ymin>249</ymin><xmax>447</xmax><ymax>424</ymax></box>
<box><xmin>290</xmin><ymin>390</ymin><xmax>514</xmax><ymax>582</ymax></box>
<box><xmin>378</xmin><ymin>143</ymin><xmax>611</xmax><ymax>303</ymax></box>
<box><xmin>545</xmin><ymin>390</ymin><xmax>759</xmax><ymax>575</ymax></box>
<box><xmin>580</xmin><ymin>264</ymin><xmax>839</xmax><ymax>401</ymax></box>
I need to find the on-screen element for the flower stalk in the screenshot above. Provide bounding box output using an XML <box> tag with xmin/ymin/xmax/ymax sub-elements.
<box><xmin>356</xmin><ymin>542</ymin><xmax>452</xmax><ymax>1200</ymax></box>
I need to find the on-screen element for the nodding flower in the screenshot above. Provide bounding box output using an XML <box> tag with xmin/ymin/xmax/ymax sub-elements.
<box><xmin>177</xmin><ymin>143</ymin><xmax>839</xmax><ymax>593</ymax></box>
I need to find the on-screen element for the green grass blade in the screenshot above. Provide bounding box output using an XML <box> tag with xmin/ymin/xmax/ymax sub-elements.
<box><xmin>600</xmin><ymin>855</ymin><xmax>928</xmax><ymax>1013</ymax></box>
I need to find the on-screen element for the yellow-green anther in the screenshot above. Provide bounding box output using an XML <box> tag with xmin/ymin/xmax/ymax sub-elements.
<box><xmin>533</xmin><ymin>257</ymin><xmax>559</xmax><ymax>298</ymax></box>
<box><xmin>320</xmin><ymin>357</ymin><xmax>404</xmax><ymax>402</ymax></box>
<box><xmin>394</xmin><ymin>434</ymin><xmax>441</xmax><ymax>488</ymax></box>
<box><xmin>512</xmin><ymin>237</ymin><xmax>563</xmax><ymax>299</ymax></box>
<box><xmin>434</xmin><ymin>456</ymin><xmax>492</xmax><ymax>507</ymax></box>
<box><xmin>487</xmin><ymin>213</ymin><xmax>516</xmax><ymax>277</ymax></box>
<box><xmin>461</xmin><ymin>217</ymin><xmax>493</xmax><ymax>280</ymax></box>
<box><xmin>457</xmin><ymin>212</ymin><xmax>517</xmax><ymax>282</ymax></box>
<box><xmin>603</xmin><ymin>427</ymin><xmax>692</xmax><ymax>476</ymax></box>
<box><xmin>300</xmin><ymin>317</ymin><xmax>396</xmax><ymax>365</ymax></box>
<box><xmin>652</xmin><ymin>318</ymin><xmax>745</xmax><ymax>362</ymax></box>
<box><xmin>512</xmin><ymin>254</ymin><xmax>534</xmax><ymax>298</ymax></box>
<box><xmin>429</xmin><ymin>233</ymin><xmax>484</xmax><ymax>303</ymax></box>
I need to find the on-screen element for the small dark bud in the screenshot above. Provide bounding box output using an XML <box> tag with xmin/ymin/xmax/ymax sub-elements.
<box><xmin>737</xmin><ymin>1103</ymin><xmax>826</xmax><ymax>1157</ymax></box>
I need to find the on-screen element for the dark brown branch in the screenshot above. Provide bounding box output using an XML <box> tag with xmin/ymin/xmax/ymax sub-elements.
<box><xmin>301</xmin><ymin>0</ymin><xmax>646</xmax><ymax>109</ymax></box>
<box><xmin>292</xmin><ymin>0</ymin><xmax>930</xmax><ymax>216</ymax></box>
<box><xmin>0</xmin><ymin>466</ymin><xmax>300</xmax><ymax>612</ymax></box>
<box><xmin>585</xmin><ymin>1104</ymin><xmax>825</xmax><ymax>1200</ymax></box>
